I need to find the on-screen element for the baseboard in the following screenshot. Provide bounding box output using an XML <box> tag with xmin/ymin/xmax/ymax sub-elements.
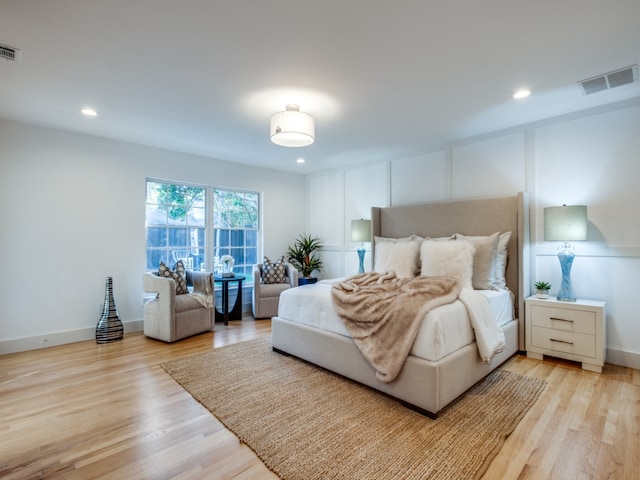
<box><xmin>0</xmin><ymin>319</ymin><xmax>143</xmax><ymax>356</ymax></box>
<box><xmin>606</xmin><ymin>347</ymin><xmax>640</xmax><ymax>370</ymax></box>
<box><xmin>1</xmin><ymin>301</ymin><xmax>254</xmax><ymax>355</ymax></box>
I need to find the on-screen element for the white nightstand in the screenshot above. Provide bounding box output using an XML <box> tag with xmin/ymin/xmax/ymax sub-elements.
<box><xmin>525</xmin><ymin>296</ymin><xmax>606</xmax><ymax>373</ymax></box>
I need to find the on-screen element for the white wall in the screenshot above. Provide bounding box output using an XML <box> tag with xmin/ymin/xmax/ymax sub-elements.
<box><xmin>0</xmin><ymin>120</ymin><xmax>306</xmax><ymax>353</ymax></box>
<box><xmin>4</xmin><ymin>99</ymin><xmax>639</xmax><ymax>367</ymax></box>
<box><xmin>533</xmin><ymin>105</ymin><xmax>640</xmax><ymax>368</ymax></box>
<box><xmin>308</xmin><ymin>99</ymin><xmax>640</xmax><ymax>369</ymax></box>
<box><xmin>309</xmin><ymin>164</ymin><xmax>388</xmax><ymax>279</ymax></box>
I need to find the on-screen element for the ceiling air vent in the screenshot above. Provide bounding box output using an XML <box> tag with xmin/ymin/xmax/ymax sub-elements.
<box><xmin>0</xmin><ymin>43</ymin><xmax>20</xmax><ymax>62</ymax></box>
<box><xmin>578</xmin><ymin>64</ymin><xmax>638</xmax><ymax>95</ymax></box>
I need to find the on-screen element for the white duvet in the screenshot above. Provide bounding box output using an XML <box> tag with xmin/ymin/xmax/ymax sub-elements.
<box><xmin>277</xmin><ymin>278</ymin><xmax>513</xmax><ymax>362</ymax></box>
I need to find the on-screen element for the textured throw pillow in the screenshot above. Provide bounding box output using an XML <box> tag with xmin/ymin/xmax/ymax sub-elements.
<box><xmin>455</xmin><ymin>232</ymin><xmax>500</xmax><ymax>290</ymax></box>
<box><xmin>262</xmin><ymin>256</ymin><xmax>287</xmax><ymax>284</ymax></box>
<box><xmin>420</xmin><ymin>240</ymin><xmax>475</xmax><ymax>289</ymax></box>
<box><xmin>374</xmin><ymin>235</ymin><xmax>423</xmax><ymax>278</ymax></box>
<box><xmin>494</xmin><ymin>231</ymin><xmax>512</xmax><ymax>290</ymax></box>
<box><xmin>159</xmin><ymin>260</ymin><xmax>189</xmax><ymax>295</ymax></box>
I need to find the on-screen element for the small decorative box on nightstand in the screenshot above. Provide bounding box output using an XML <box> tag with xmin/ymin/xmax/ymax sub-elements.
<box><xmin>525</xmin><ymin>296</ymin><xmax>606</xmax><ymax>373</ymax></box>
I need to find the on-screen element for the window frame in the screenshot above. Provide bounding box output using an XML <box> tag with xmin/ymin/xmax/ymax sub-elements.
<box><xmin>145</xmin><ymin>179</ymin><xmax>261</xmax><ymax>284</ymax></box>
<box><xmin>212</xmin><ymin>187</ymin><xmax>260</xmax><ymax>279</ymax></box>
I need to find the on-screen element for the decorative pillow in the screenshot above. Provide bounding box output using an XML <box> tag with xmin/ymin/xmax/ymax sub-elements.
<box><xmin>374</xmin><ymin>235</ymin><xmax>423</xmax><ymax>278</ymax></box>
<box><xmin>159</xmin><ymin>260</ymin><xmax>189</xmax><ymax>295</ymax></box>
<box><xmin>420</xmin><ymin>240</ymin><xmax>475</xmax><ymax>289</ymax></box>
<box><xmin>262</xmin><ymin>256</ymin><xmax>287</xmax><ymax>284</ymax></box>
<box><xmin>455</xmin><ymin>232</ymin><xmax>500</xmax><ymax>290</ymax></box>
<box><xmin>494</xmin><ymin>231</ymin><xmax>512</xmax><ymax>290</ymax></box>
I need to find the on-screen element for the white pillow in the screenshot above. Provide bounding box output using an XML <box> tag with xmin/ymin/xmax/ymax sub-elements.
<box><xmin>455</xmin><ymin>232</ymin><xmax>500</xmax><ymax>290</ymax></box>
<box><xmin>420</xmin><ymin>240</ymin><xmax>475</xmax><ymax>288</ymax></box>
<box><xmin>374</xmin><ymin>235</ymin><xmax>423</xmax><ymax>278</ymax></box>
<box><xmin>494</xmin><ymin>231</ymin><xmax>511</xmax><ymax>290</ymax></box>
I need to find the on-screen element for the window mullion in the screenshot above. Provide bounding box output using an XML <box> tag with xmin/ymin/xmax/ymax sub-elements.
<box><xmin>206</xmin><ymin>186</ymin><xmax>214</xmax><ymax>271</ymax></box>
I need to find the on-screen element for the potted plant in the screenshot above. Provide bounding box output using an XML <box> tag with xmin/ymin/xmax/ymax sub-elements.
<box><xmin>287</xmin><ymin>234</ymin><xmax>323</xmax><ymax>285</ymax></box>
<box><xmin>534</xmin><ymin>281</ymin><xmax>551</xmax><ymax>299</ymax></box>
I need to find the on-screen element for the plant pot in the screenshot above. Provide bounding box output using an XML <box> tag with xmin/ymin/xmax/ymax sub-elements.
<box><xmin>298</xmin><ymin>277</ymin><xmax>318</xmax><ymax>286</ymax></box>
<box><xmin>536</xmin><ymin>289</ymin><xmax>550</xmax><ymax>299</ymax></box>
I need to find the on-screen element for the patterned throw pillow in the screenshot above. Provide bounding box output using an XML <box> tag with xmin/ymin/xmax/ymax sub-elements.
<box><xmin>262</xmin><ymin>256</ymin><xmax>287</xmax><ymax>284</ymax></box>
<box><xmin>159</xmin><ymin>260</ymin><xmax>189</xmax><ymax>294</ymax></box>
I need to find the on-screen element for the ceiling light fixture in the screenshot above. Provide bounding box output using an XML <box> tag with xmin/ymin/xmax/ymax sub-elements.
<box><xmin>296</xmin><ymin>158</ymin><xmax>305</xmax><ymax>164</ymax></box>
<box><xmin>270</xmin><ymin>104</ymin><xmax>314</xmax><ymax>147</ymax></box>
<box><xmin>81</xmin><ymin>108</ymin><xmax>98</xmax><ymax>116</ymax></box>
<box><xmin>513</xmin><ymin>89</ymin><xmax>531</xmax><ymax>99</ymax></box>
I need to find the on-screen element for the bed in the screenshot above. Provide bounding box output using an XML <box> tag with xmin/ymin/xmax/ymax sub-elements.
<box><xmin>272</xmin><ymin>192</ymin><xmax>530</xmax><ymax>416</ymax></box>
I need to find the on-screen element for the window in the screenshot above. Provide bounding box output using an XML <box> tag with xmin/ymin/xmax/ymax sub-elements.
<box><xmin>145</xmin><ymin>180</ymin><xmax>260</xmax><ymax>280</ymax></box>
<box><xmin>145</xmin><ymin>181</ymin><xmax>206</xmax><ymax>271</ymax></box>
<box><xmin>213</xmin><ymin>188</ymin><xmax>259</xmax><ymax>278</ymax></box>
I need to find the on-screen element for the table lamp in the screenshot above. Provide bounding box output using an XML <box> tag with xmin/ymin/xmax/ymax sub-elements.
<box><xmin>351</xmin><ymin>219</ymin><xmax>371</xmax><ymax>274</ymax></box>
<box><xmin>543</xmin><ymin>205</ymin><xmax>588</xmax><ymax>302</ymax></box>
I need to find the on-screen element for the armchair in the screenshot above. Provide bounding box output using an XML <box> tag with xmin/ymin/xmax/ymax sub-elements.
<box><xmin>252</xmin><ymin>262</ymin><xmax>298</xmax><ymax>318</ymax></box>
<box><xmin>142</xmin><ymin>270</ymin><xmax>214</xmax><ymax>342</ymax></box>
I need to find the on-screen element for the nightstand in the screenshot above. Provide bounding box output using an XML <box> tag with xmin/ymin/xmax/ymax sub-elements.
<box><xmin>525</xmin><ymin>296</ymin><xmax>606</xmax><ymax>373</ymax></box>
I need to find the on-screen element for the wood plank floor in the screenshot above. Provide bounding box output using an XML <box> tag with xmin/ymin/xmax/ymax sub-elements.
<box><xmin>1</xmin><ymin>317</ymin><xmax>638</xmax><ymax>479</ymax></box>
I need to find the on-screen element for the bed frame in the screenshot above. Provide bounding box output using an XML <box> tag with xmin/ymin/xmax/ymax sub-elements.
<box><xmin>272</xmin><ymin>192</ymin><xmax>529</xmax><ymax>416</ymax></box>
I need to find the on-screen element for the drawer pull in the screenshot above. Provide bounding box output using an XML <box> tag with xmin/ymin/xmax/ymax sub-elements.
<box><xmin>550</xmin><ymin>317</ymin><xmax>574</xmax><ymax>323</ymax></box>
<box><xmin>550</xmin><ymin>338</ymin><xmax>574</xmax><ymax>345</ymax></box>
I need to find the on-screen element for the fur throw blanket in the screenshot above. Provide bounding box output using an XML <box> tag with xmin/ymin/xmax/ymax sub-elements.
<box><xmin>331</xmin><ymin>271</ymin><xmax>461</xmax><ymax>383</ymax></box>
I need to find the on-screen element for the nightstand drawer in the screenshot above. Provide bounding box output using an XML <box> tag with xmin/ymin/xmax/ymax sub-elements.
<box><xmin>531</xmin><ymin>326</ymin><xmax>596</xmax><ymax>358</ymax></box>
<box><xmin>530</xmin><ymin>305</ymin><xmax>595</xmax><ymax>334</ymax></box>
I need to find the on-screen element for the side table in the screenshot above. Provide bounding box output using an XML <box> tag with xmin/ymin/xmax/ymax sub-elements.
<box><xmin>214</xmin><ymin>275</ymin><xmax>245</xmax><ymax>325</ymax></box>
<box><xmin>525</xmin><ymin>296</ymin><xmax>606</xmax><ymax>373</ymax></box>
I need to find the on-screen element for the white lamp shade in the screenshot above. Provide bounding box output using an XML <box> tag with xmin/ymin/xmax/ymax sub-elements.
<box><xmin>351</xmin><ymin>219</ymin><xmax>371</xmax><ymax>243</ymax></box>
<box><xmin>270</xmin><ymin>104</ymin><xmax>315</xmax><ymax>147</ymax></box>
<box><xmin>544</xmin><ymin>205</ymin><xmax>588</xmax><ymax>241</ymax></box>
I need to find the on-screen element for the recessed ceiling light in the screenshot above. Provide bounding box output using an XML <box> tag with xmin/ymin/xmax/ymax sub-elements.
<box><xmin>296</xmin><ymin>158</ymin><xmax>305</xmax><ymax>164</ymax></box>
<box><xmin>513</xmin><ymin>89</ymin><xmax>531</xmax><ymax>99</ymax></box>
<box><xmin>81</xmin><ymin>108</ymin><xmax>98</xmax><ymax>116</ymax></box>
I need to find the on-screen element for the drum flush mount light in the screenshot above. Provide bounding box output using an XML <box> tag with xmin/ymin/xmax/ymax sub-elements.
<box><xmin>270</xmin><ymin>104</ymin><xmax>315</xmax><ymax>147</ymax></box>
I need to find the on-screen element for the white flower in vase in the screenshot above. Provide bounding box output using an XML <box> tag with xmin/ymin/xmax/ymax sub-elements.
<box><xmin>220</xmin><ymin>255</ymin><xmax>234</xmax><ymax>273</ymax></box>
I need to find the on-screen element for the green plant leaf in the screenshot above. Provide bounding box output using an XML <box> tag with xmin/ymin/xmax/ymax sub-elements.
<box><xmin>287</xmin><ymin>234</ymin><xmax>323</xmax><ymax>277</ymax></box>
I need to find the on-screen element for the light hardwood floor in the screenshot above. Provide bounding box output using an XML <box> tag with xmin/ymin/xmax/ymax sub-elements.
<box><xmin>1</xmin><ymin>317</ymin><xmax>638</xmax><ymax>479</ymax></box>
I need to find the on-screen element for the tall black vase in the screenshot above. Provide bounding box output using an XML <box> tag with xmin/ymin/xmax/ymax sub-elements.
<box><xmin>96</xmin><ymin>276</ymin><xmax>124</xmax><ymax>343</ymax></box>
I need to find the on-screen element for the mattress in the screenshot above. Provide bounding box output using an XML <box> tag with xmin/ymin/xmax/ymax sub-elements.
<box><xmin>277</xmin><ymin>279</ymin><xmax>513</xmax><ymax>362</ymax></box>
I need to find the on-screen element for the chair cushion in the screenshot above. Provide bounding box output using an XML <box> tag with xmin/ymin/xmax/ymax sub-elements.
<box><xmin>175</xmin><ymin>293</ymin><xmax>207</xmax><ymax>313</ymax></box>
<box><xmin>258</xmin><ymin>282</ymin><xmax>292</xmax><ymax>299</ymax></box>
<box><xmin>159</xmin><ymin>260</ymin><xmax>189</xmax><ymax>294</ymax></box>
<box><xmin>262</xmin><ymin>256</ymin><xmax>287</xmax><ymax>284</ymax></box>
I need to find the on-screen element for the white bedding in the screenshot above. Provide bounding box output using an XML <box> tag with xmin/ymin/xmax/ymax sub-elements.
<box><xmin>277</xmin><ymin>278</ymin><xmax>514</xmax><ymax>362</ymax></box>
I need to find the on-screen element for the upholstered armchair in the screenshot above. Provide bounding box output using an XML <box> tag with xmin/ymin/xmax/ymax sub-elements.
<box><xmin>252</xmin><ymin>262</ymin><xmax>298</xmax><ymax>318</ymax></box>
<box><xmin>142</xmin><ymin>270</ymin><xmax>214</xmax><ymax>342</ymax></box>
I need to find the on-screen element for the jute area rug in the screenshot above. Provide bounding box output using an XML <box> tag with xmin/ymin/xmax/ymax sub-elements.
<box><xmin>161</xmin><ymin>337</ymin><xmax>545</xmax><ymax>480</ymax></box>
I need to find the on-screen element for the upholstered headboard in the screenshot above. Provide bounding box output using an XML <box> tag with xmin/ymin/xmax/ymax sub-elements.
<box><xmin>371</xmin><ymin>192</ymin><xmax>529</xmax><ymax>350</ymax></box>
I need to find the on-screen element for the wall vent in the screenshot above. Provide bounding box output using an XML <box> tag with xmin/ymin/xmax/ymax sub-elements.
<box><xmin>578</xmin><ymin>64</ymin><xmax>638</xmax><ymax>95</ymax></box>
<box><xmin>0</xmin><ymin>43</ymin><xmax>20</xmax><ymax>62</ymax></box>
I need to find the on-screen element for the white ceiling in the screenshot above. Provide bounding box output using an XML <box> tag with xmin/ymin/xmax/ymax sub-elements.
<box><xmin>1</xmin><ymin>0</ymin><xmax>639</xmax><ymax>174</ymax></box>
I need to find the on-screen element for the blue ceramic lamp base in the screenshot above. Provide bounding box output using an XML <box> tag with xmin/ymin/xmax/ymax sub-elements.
<box><xmin>357</xmin><ymin>244</ymin><xmax>366</xmax><ymax>274</ymax></box>
<box><xmin>557</xmin><ymin>250</ymin><xmax>576</xmax><ymax>302</ymax></box>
